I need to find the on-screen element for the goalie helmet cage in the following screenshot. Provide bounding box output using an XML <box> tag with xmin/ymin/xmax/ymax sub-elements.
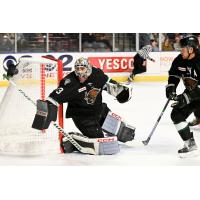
<box><xmin>0</xmin><ymin>56</ymin><xmax>64</xmax><ymax>155</ymax></box>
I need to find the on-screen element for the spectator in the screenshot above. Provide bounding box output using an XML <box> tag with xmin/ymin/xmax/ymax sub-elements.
<box><xmin>0</xmin><ymin>34</ymin><xmax>13</xmax><ymax>52</ymax></box>
<box><xmin>197</xmin><ymin>35</ymin><xmax>200</xmax><ymax>45</ymax></box>
<box><xmin>162</xmin><ymin>37</ymin><xmax>174</xmax><ymax>51</ymax></box>
<box><xmin>96</xmin><ymin>34</ymin><xmax>112</xmax><ymax>51</ymax></box>
<box><xmin>139</xmin><ymin>33</ymin><xmax>151</xmax><ymax>48</ymax></box>
<box><xmin>82</xmin><ymin>33</ymin><xmax>96</xmax><ymax>44</ymax></box>
<box><xmin>166</xmin><ymin>33</ymin><xmax>175</xmax><ymax>41</ymax></box>
<box><xmin>173</xmin><ymin>34</ymin><xmax>181</xmax><ymax>51</ymax></box>
<box><xmin>82</xmin><ymin>33</ymin><xmax>96</xmax><ymax>51</ymax></box>
<box><xmin>150</xmin><ymin>39</ymin><xmax>159</xmax><ymax>52</ymax></box>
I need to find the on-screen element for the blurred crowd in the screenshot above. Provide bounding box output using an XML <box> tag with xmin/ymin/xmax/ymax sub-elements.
<box><xmin>0</xmin><ymin>33</ymin><xmax>200</xmax><ymax>53</ymax></box>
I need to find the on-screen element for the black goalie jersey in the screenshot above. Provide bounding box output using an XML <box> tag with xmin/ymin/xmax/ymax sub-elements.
<box><xmin>49</xmin><ymin>67</ymin><xmax>109</xmax><ymax>118</ymax></box>
<box><xmin>168</xmin><ymin>53</ymin><xmax>200</xmax><ymax>89</ymax></box>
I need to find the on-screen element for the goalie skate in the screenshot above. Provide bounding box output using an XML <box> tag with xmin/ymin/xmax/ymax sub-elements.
<box><xmin>128</xmin><ymin>74</ymin><xmax>134</xmax><ymax>82</ymax></box>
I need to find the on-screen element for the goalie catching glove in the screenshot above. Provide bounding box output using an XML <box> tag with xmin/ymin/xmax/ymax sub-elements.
<box><xmin>166</xmin><ymin>84</ymin><xmax>177</xmax><ymax>100</ymax></box>
<box><xmin>32</xmin><ymin>99</ymin><xmax>58</xmax><ymax>130</ymax></box>
<box><xmin>106</xmin><ymin>80</ymin><xmax>132</xmax><ymax>103</ymax></box>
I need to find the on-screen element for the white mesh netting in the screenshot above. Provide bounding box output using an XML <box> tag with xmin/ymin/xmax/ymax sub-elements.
<box><xmin>0</xmin><ymin>57</ymin><xmax>62</xmax><ymax>155</ymax></box>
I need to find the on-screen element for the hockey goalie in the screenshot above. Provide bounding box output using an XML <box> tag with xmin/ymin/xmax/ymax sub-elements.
<box><xmin>30</xmin><ymin>57</ymin><xmax>137</xmax><ymax>155</ymax></box>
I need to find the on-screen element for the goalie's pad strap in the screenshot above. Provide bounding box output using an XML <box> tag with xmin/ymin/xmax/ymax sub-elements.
<box><xmin>64</xmin><ymin>133</ymin><xmax>119</xmax><ymax>155</ymax></box>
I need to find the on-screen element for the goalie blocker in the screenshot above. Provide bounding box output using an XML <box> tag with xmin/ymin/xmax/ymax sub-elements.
<box><xmin>32</xmin><ymin>100</ymin><xmax>58</xmax><ymax>130</ymax></box>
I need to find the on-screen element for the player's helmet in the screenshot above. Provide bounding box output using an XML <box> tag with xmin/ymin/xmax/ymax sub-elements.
<box><xmin>180</xmin><ymin>35</ymin><xmax>199</xmax><ymax>51</ymax></box>
<box><xmin>74</xmin><ymin>57</ymin><xmax>92</xmax><ymax>79</ymax></box>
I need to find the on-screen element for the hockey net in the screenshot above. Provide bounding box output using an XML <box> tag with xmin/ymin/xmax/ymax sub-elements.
<box><xmin>0</xmin><ymin>56</ymin><xmax>63</xmax><ymax>155</ymax></box>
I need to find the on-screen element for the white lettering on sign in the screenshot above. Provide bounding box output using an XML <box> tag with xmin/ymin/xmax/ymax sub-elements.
<box><xmin>98</xmin><ymin>59</ymin><xmax>105</xmax><ymax>70</ymax></box>
<box><xmin>97</xmin><ymin>58</ymin><xmax>133</xmax><ymax>70</ymax></box>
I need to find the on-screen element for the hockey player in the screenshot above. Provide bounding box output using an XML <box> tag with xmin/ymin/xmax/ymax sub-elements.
<box><xmin>29</xmin><ymin>57</ymin><xmax>135</xmax><ymax>154</ymax></box>
<box><xmin>128</xmin><ymin>39</ymin><xmax>156</xmax><ymax>82</ymax></box>
<box><xmin>188</xmin><ymin>109</ymin><xmax>200</xmax><ymax>126</ymax></box>
<box><xmin>165</xmin><ymin>35</ymin><xmax>200</xmax><ymax>157</ymax></box>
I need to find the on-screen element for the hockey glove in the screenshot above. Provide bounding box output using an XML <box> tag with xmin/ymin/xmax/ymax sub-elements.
<box><xmin>116</xmin><ymin>84</ymin><xmax>132</xmax><ymax>103</ymax></box>
<box><xmin>171</xmin><ymin>93</ymin><xmax>191</xmax><ymax>109</ymax></box>
<box><xmin>32</xmin><ymin>100</ymin><xmax>58</xmax><ymax>130</ymax></box>
<box><xmin>7</xmin><ymin>62</ymin><xmax>18</xmax><ymax>77</ymax></box>
<box><xmin>166</xmin><ymin>84</ymin><xmax>177</xmax><ymax>100</ymax></box>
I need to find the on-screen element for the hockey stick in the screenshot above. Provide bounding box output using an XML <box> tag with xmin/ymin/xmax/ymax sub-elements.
<box><xmin>3</xmin><ymin>74</ymin><xmax>96</xmax><ymax>155</ymax></box>
<box><xmin>120</xmin><ymin>99</ymin><xmax>170</xmax><ymax>148</ymax></box>
<box><xmin>142</xmin><ymin>98</ymin><xmax>170</xmax><ymax>145</ymax></box>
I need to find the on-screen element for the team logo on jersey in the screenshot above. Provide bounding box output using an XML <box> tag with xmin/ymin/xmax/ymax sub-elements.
<box><xmin>84</xmin><ymin>88</ymin><xmax>101</xmax><ymax>104</ymax></box>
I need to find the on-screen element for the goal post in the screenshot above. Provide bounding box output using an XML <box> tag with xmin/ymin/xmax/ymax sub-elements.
<box><xmin>0</xmin><ymin>56</ymin><xmax>64</xmax><ymax>155</ymax></box>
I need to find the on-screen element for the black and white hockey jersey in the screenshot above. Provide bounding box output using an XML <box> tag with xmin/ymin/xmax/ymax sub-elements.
<box><xmin>137</xmin><ymin>45</ymin><xmax>153</xmax><ymax>60</ymax></box>
<box><xmin>168</xmin><ymin>53</ymin><xmax>200</xmax><ymax>89</ymax></box>
<box><xmin>49</xmin><ymin>67</ymin><xmax>109</xmax><ymax>118</ymax></box>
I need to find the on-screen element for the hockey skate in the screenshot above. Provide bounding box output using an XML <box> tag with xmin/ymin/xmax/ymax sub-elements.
<box><xmin>188</xmin><ymin>118</ymin><xmax>200</xmax><ymax>126</ymax></box>
<box><xmin>178</xmin><ymin>137</ymin><xmax>198</xmax><ymax>158</ymax></box>
<box><xmin>128</xmin><ymin>74</ymin><xmax>134</xmax><ymax>82</ymax></box>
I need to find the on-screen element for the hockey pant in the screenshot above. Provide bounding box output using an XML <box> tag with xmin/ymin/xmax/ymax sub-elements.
<box><xmin>131</xmin><ymin>54</ymin><xmax>146</xmax><ymax>76</ymax></box>
<box><xmin>171</xmin><ymin>101</ymin><xmax>200</xmax><ymax>141</ymax></box>
<box><xmin>71</xmin><ymin>104</ymin><xmax>135</xmax><ymax>143</ymax></box>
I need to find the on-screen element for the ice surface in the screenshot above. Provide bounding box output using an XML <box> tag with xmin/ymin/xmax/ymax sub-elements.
<box><xmin>1</xmin><ymin>82</ymin><xmax>200</xmax><ymax>165</ymax></box>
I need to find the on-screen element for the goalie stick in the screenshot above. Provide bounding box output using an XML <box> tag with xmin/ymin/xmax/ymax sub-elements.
<box><xmin>3</xmin><ymin>74</ymin><xmax>96</xmax><ymax>155</ymax></box>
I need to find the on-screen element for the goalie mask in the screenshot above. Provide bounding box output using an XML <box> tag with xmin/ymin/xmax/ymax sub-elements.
<box><xmin>74</xmin><ymin>57</ymin><xmax>92</xmax><ymax>82</ymax></box>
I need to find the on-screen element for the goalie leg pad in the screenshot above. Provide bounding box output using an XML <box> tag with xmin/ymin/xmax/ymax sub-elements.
<box><xmin>117</xmin><ymin>122</ymin><xmax>135</xmax><ymax>143</ymax></box>
<box><xmin>32</xmin><ymin>100</ymin><xmax>58</xmax><ymax>130</ymax></box>
<box><xmin>62</xmin><ymin>132</ymin><xmax>119</xmax><ymax>155</ymax></box>
<box><xmin>102</xmin><ymin>111</ymin><xmax>135</xmax><ymax>142</ymax></box>
<box><xmin>98</xmin><ymin>137</ymin><xmax>120</xmax><ymax>155</ymax></box>
<box><xmin>102</xmin><ymin>112</ymin><xmax>121</xmax><ymax>136</ymax></box>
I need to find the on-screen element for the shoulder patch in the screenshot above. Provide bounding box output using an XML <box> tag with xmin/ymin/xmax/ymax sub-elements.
<box><xmin>178</xmin><ymin>67</ymin><xmax>186</xmax><ymax>72</ymax></box>
<box><xmin>64</xmin><ymin>78</ymin><xmax>71</xmax><ymax>85</ymax></box>
<box><xmin>78</xmin><ymin>87</ymin><xmax>87</xmax><ymax>93</ymax></box>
